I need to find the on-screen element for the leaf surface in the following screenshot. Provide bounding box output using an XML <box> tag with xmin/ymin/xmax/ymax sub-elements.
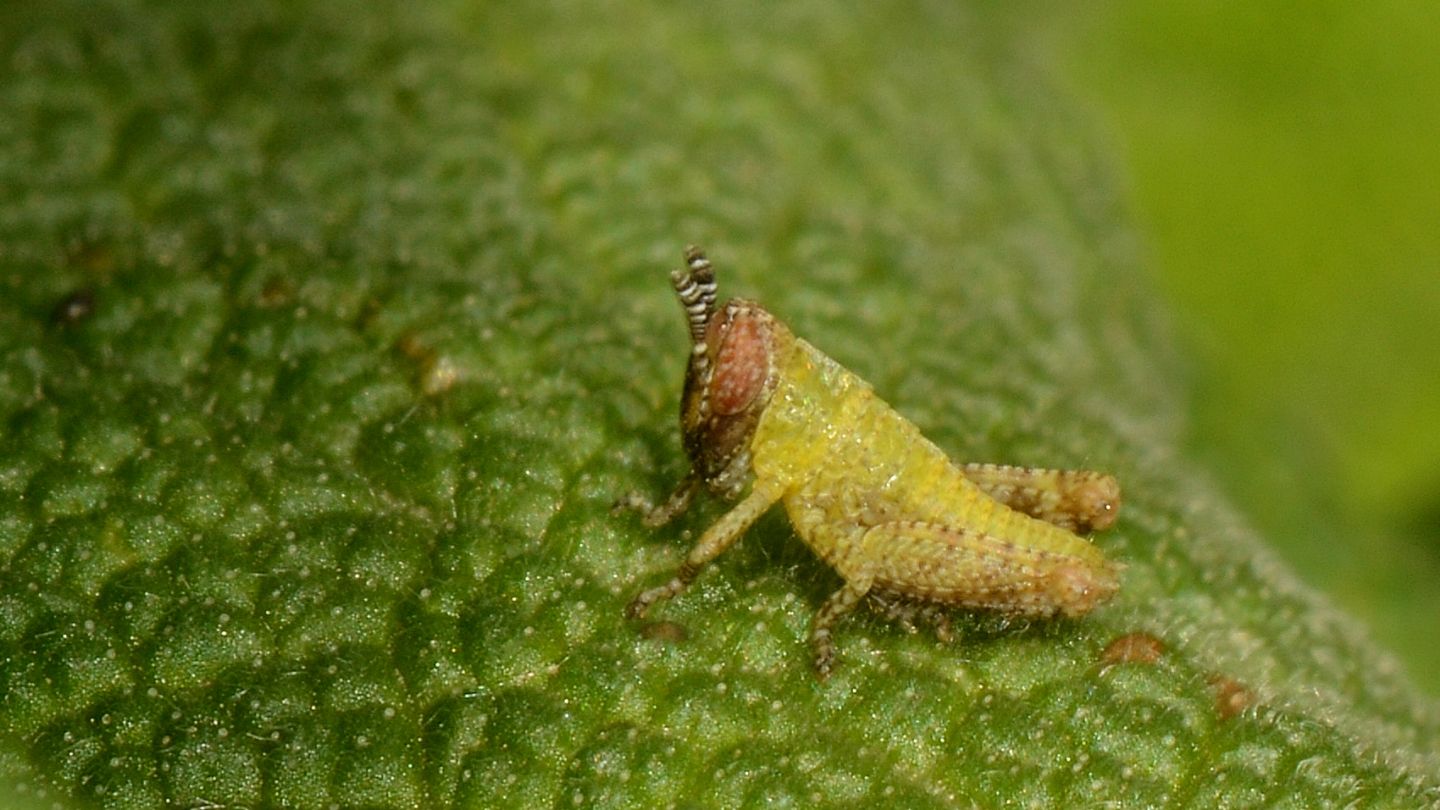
<box><xmin>1</xmin><ymin>1</ymin><xmax>1436</xmax><ymax>807</ymax></box>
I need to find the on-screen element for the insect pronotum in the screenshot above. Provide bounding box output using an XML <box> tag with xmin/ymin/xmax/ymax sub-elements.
<box><xmin>618</xmin><ymin>247</ymin><xmax>1122</xmax><ymax>678</ymax></box>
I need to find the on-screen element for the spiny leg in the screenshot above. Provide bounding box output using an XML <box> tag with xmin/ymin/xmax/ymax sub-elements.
<box><xmin>855</xmin><ymin>519</ymin><xmax>1119</xmax><ymax>619</ymax></box>
<box><xmin>812</xmin><ymin>579</ymin><xmax>873</xmax><ymax>680</ymax></box>
<box><xmin>809</xmin><ymin>519</ymin><xmax>1115</xmax><ymax>676</ymax></box>
<box><xmin>626</xmin><ymin>484</ymin><xmax>780</xmax><ymax>619</ymax></box>
<box><xmin>960</xmin><ymin>463</ymin><xmax>1121</xmax><ymax>533</ymax></box>
<box><xmin>614</xmin><ymin>475</ymin><xmax>699</xmax><ymax>528</ymax></box>
<box><xmin>869</xmin><ymin>590</ymin><xmax>954</xmax><ymax>644</ymax></box>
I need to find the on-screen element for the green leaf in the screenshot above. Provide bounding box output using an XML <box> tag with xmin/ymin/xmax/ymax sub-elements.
<box><xmin>1</xmin><ymin>1</ymin><xmax>1436</xmax><ymax>807</ymax></box>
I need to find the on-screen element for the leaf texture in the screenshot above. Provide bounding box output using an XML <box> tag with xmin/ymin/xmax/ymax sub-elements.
<box><xmin>0</xmin><ymin>1</ymin><xmax>1436</xmax><ymax>807</ymax></box>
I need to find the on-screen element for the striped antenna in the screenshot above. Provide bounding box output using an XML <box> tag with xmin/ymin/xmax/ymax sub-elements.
<box><xmin>671</xmin><ymin>246</ymin><xmax>717</xmax><ymax>347</ymax></box>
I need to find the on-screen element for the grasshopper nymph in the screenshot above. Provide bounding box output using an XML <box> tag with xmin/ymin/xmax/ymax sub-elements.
<box><xmin>619</xmin><ymin>247</ymin><xmax>1122</xmax><ymax>678</ymax></box>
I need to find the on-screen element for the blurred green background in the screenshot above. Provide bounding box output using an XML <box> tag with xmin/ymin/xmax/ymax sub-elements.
<box><xmin>1054</xmin><ymin>1</ymin><xmax>1440</xmax><ymax>693</ymax></box>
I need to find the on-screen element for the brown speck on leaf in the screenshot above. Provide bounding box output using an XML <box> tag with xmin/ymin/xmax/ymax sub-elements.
<box><xmin>1100</xmin><ymin>631</ymin><xmax>1166</xmax><ymax>667</ymax></box>
<box><xmin>640</xmin><ymin>620</ymin><xmax>689</xmax><ymax>643</ymax></box>
<box><xmin>395</xmin><ymin>332</ymin><xmax>460</xmax><ymax>396</ymax></box>
<box><xmin>66</xmin><ymin>239</ymin><xmax>116</xmax><ymax>275</ymax></box>
<box><xmin>422</xmin><ymin>355</ymin><xmax>460</xmax><ymax>396</ymax></box>
<box><xmin>356</xmin><ymin>297</ymin><xmax>383</xmax><ymax>332</ymax></box>
<box><xmin>51</xmin><ymin>288</ymin><xmax>96</xmax><ymax>326</ymax></box>
<box><xmin>396</xmin><ymin>332</ymin><xmax>430</xmax><ymax>363</ymax></box>
<box><xmin>259</xmin><ymin>276</ymin><xmax>295</xmax><ymax>307</ymax></box>
<box><xmin>1208</xmin><ymin>674</ymin><xmax>1255</xmax><ymax>720</ymax></box>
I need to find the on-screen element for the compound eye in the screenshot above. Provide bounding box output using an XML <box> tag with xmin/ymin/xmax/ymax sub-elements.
<box><xmin>708</xmin><ymin>309</ymin><xmax>772</xmax><ymax>415</ymax></box>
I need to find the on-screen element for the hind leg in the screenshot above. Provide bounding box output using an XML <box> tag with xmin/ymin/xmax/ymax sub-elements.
<box><xmin>960</xmin><ymin>463</ymin><xmax>1121</xmax><ymax>533</ymax></box>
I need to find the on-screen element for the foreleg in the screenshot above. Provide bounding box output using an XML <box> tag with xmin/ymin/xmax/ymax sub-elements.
<box><xmin>626</xmin><ymin>484</ymin><xmax>780</xmax><ymax>619</ymax></box>
<box><xmin>614</xmin><ymin>474</ymin><xmax>700</xmax><ymax>527</ymax></box>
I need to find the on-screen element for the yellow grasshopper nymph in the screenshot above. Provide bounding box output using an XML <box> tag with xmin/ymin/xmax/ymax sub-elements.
<box><xmin>618</xmin><ymin>247</ymin><xmax>1122</xmax><ymax>678</ymax></box>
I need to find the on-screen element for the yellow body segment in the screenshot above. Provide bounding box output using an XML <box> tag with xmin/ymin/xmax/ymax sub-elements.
<box><xmin>621</xmin><ymin>247</ymin><xmax>1122</xmax><ymax>678</ymax></box>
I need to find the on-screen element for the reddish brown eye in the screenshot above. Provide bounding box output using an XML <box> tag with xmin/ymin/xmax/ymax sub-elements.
<box><xmin>709</xmin><ymin>311</ymin><xmax>770</xmax><ymax>415</ymax></box>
